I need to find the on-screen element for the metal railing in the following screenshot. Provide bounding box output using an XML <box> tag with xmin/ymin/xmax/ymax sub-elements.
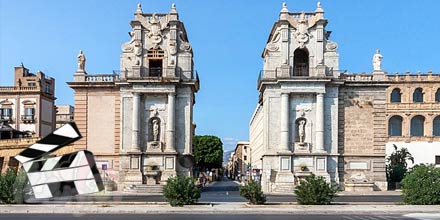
<box><xmin>20</xmin><ymin>115</ymin><xmax>35</xmax><ymax>122</ymax></box>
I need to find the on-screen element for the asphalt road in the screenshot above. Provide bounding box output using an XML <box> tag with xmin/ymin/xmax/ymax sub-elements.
<box><xmin>23</xmin><ymin>179</ymin><xmax>403</xmax><ymax>204</ymax></box>
<box><xmin>0</xmin><ymin>214</ymin><xmax>419</xmax><ymax>220</ymax></box>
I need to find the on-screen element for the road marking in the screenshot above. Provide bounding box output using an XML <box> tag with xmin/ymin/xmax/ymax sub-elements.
<box><xmin>404</xmin><ymin>213</ymin><xmax>440</xmax><ymax>220</ymax></box>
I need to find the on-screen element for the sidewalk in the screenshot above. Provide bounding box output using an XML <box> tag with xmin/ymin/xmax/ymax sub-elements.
<box><xmin>1</xmin><ymin>203</ymin><xmax>439</xmax><ymax>215</ymax></box>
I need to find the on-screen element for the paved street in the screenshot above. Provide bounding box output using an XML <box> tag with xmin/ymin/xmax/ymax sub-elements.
<box><xmin>24</xmin><ymin>178</ymin><xmax>403</xmax><ymax>204</ymax></box>
<box><xmin>0</xmin><ymin>214</ymin><xmax>422</xmax><ymax>220</ymax></box>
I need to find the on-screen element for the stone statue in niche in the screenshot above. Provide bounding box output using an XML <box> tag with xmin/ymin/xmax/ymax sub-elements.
<box><xmin>297</xmin><ymin>119</ymin><xmax>306</xmax><ymax>143</ymax></box>
<box><xmin>152</xmin><ymin>118</ymin><xmax>160</xmax><ymax>142</ymax></box>
<box><xmin>77</xmin><ymin>50</ymin><xmax>86</xmax><ymax>72</ymax></box>
<box><xmin>372</xmin><ymin>49</ymin><xmax>383</xmax><ymax>71</ymax></box>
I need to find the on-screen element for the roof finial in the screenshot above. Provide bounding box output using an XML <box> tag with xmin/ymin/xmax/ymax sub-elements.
<box><xmin>135</xmin><ymin>3</ymin><xmax>143</xmax><ymax>14</ymax></box>
<box><xmin>281</xmin><ymin>2</ymin><xmax>289</xmax><ymax>13</ymax></box>
<box><xmin>315</xmin><ymin>2</ymin><xmax>324</xmax><ymax>13</ymax></box>
<box><xmin>170</xmin><ymin>3</ymin><xmax>177</xmax><ymax>13</ymax></box>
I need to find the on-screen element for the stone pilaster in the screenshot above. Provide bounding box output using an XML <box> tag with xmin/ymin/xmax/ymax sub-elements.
<box><xmin>166</xmin><ymin>92</ymin><xmax>176</xmax><ymax>152</ymax></box>
<box><xmin>132</xmin><ymin>92</ymin><xmax>140</xmax><ymax>152</ymax></box>
<box><xmin>315</xmin><ymin>93</ymin><xmax>325</xmax><ymax>152</ymax></box>
<box><xmin>280</xmin><ymin>93</ymin><xmax>290</xmax><ymax>152</ymax></box>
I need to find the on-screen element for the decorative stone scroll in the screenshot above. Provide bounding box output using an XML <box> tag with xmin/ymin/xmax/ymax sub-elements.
<box><xmin>266</xmin><ymin>29</ymin><xmax>281</xmax><ymax>52</ymax></box>
<box><xmin>325</xmin><ymin>41</ymin><xmax>338</xmax><ymax>52</ymax></box>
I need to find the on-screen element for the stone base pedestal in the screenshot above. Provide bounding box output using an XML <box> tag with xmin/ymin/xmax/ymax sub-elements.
<box><xmin>345</xmin><ymin>182</ymin><xmax>375</xmax><ymax>192</ymax></box>
<box><xmin>294</xmin><ymin>143</ymin><xmax>311</xmax><ymax>153</ymax></box>
<box><xmin>273</xmin><ymin>171</ymin><xmax>295</xmax><ymax>193</ymax></box>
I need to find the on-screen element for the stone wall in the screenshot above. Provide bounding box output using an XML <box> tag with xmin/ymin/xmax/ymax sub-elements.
<box><xmin>338</xmin><ymin>83</ymin><xmax>388</xmax><ymax>190</ymax></box>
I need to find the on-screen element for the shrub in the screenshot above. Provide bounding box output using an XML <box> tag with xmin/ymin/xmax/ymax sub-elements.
<box><xmin>0</xmin><ymin>168</ymin><xmax>28</xmax><ymax>204</ymax></box>
<box><xmin>401</xmin><ymin>164</ymin><xmax>440</xmax><ymax>205</ymax></box>
<box><xmin>239</xmin><ymin>180</ymin><xmax>266</xmax><ymax>205</ymax></box>
<box><xmin>163</xmin><ymin>175</ymin><xmax>201</xmax><ymax>207</ymax></box>
<box><xmin>294</xmin><ymin>174</ymin><xmax>337</xmax><ymax>205</ymax></box>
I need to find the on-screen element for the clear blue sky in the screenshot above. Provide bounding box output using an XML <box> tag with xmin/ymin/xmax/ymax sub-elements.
<box><xmin>1</xmin><ymin>1</ymin><xmax>440</xmax><ymax>151</ymax></box>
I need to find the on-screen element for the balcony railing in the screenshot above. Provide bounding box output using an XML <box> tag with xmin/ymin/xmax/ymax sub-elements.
<box><xmin>20</xmin><ymin>115</ymin><xmax>35</xmax><ymax>123</ymax></box>
<box><xmin>85</xmin><ymin>73</ymin><xmax>119</xmax><ymax>82</ymax></box>
<box><xmin>0</xmin><ymin>116</ymin><xmax>13</xmax><ymax>123</ymax></box>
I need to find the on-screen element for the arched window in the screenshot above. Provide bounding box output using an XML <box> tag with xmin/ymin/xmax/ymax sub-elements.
<box><xmin>413</xmin><ymin>88</ymin><xmax>424</xmax><ymax>103</ymax></box>
<box><xmin>293</xmin><ymin>49</ymin><xmax>309</xmax><ymax>76</ymax></box>
<box><xmin>388</xmin><ymin>116</ymin><xmax>403</xmax><ymax>136</ymax></box>
<box><xmin>433</xmin><ymin>116</ymin><xmax>440</xmax><ymax>136</ymax></box>
<box><xmin>390</xmin><ymin>88</ymin><xmax>401</xmax><ymax>103</ymax></box>
<box><xmin>410</xmin><ymin>115</ymin><xmax>425</xmax><ymax>136</ymax></box>
<box><xmin>436</xmin><ymin>88</ymin><xmax>440</xmax><ymax>102</ymax></box>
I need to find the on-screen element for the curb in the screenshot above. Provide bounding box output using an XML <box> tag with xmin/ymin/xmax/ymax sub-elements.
<box><xmin>1</xmin><ymin>204</ymin><xmax>440</xmax><ymax>215</ymax></box>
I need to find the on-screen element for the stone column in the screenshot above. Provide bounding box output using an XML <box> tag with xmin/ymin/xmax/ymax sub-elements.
<box><xmin>315</xmin><ymin>93</ymin><xmax>325</xmax><ymax>152</ymax></box>
<box><xmin>132</xmin><ymin>93</ymin><xmax>141</xmax><ymax>151</ymax></box>
<box><xmin>280</xmin><ymin>93</ymin><xmax>290</xmax><ymax>152</ymax></box>
<box><xmin>166</xmin><ymin>92</ymin><xmax>176</xmax><ymax>152</ymax></box>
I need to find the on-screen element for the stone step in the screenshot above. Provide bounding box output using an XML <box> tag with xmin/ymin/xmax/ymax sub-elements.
<box><xmin>125</xmin><ymin>184</ymin><xmax>164</xmax><ymax>194</ymax></box>
<box><xmin>273</xmin><ymin>184</ymin><xmax>296</xmax><ymax>193</ymax></box>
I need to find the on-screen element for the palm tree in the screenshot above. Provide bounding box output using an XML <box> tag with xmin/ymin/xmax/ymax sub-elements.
<box><xmin>387</xmin><ymin>145</ymin><xmax>414</xmax><ymax>186</ymax></box>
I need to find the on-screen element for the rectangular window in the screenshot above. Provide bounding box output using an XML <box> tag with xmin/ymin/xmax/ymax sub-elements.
<box><xmin>149</xmin><ymin>60</ymin><xmax>163</xmax><ymax>77</ymax></box>
<box><xmin>1</xmin><ymin>108</ymin><xmax>12</xmax><ymax>119</ymax></box>
<box><xmin>436</xmin><ymin>156</ymin><xmax>440</xmax><ymax>165</ymax></box>
<box><xmin>244</xmin><ymin>156</ymin><xmax>247</xmax><ymax>161</ymax></box>
<box><xmin>45</xmin><ymin>84</ymin><xmax>51</xmax><ymax>94</ymax></box>
<box><xmin>24</xmin><ymin>107</ymin><xmax>35</xmax><ymax>116</ymax></box>
<box><xmin>28</xmin><ymin>82</ymin><xmax>36</xmax><ymax>87</ymax></box>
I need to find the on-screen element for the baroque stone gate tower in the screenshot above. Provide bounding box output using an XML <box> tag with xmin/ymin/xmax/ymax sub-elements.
<box><xmin>249</xmin><ymin>3</ymin><xmax>387</xmax><ymax>193</ymax></box>
<box><xmin>68</xmin><ymin>4</ymin><xmax>199</xmax><ymax>190</ymax></box>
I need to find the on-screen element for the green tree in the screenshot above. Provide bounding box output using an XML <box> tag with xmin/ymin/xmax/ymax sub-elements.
<box><xmin>387</xmin><ymin>145</ymin><xmax>414</xmax><ymax>183</ymax></box>
<box><xmin>193</xmin><ymin>135</ymin><xmax>223</xmax><ymax>171</ymax></box>
<box><xmin>401</xmin><ymin>164</ymin><xmax>440</xmax><ymax>205</ymax></box>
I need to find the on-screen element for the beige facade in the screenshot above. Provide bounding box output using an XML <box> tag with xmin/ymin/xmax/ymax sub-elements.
<box><xmin>55</xmin><ymin>105</ymin><xmax>74</xmax><ymax>128</ymax></box>
<box><xmin>0</xmin><ymin>65</ymin><xmax>56</xmax><ymax>138</ymax></box>
<box><xmin>68</xmin><ymin>4</ymin><xmax>199</xmax><ymax>191</ymax></box>
<box><xmin>385</xmin><ymin>74</ymin><xmax>440</xmax><ymax>167</ymax></box>
<box><xmin>229</xmin><ymin>141</ymin><xmax>250</xmax><ymax>181</ymax></box>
